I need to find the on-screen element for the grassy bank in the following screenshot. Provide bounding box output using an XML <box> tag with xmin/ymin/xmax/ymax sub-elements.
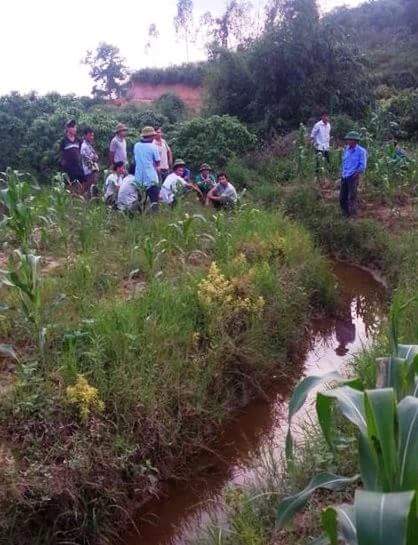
<box><xmin>0</xmin><ymin>180</ymin><xmax>337</xmax><ymax>544</ymax></box>
<box><xmin>188</xmin><ymin>205</ymin><xmax>418</xmax><ymax>545</ymax></box>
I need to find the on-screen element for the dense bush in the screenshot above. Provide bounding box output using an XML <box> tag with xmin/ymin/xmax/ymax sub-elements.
<box><xmin>170</xmin><ymin>115</ymin><xmax>257</xmax><ymax>170</ymax></box>
<box><xmin>130</xmin><ymin>62</ymin><xmax>206</xmax><ymax>87</ymax></box>
<box><xmin>0</xmin><ymin>93</ymin><xmax>169</xmax><ymax>178</ymax></box>
<box><xmin>154</xmin><ymin>93</ymin><xmax>187</xmax><ymax>124</ymax></box>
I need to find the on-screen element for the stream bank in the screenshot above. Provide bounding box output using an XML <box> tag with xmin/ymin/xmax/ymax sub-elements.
<box><xmin>124</xmin><ymin>261</ymin><xmax>387</xmax><ymax>545</ymax></box>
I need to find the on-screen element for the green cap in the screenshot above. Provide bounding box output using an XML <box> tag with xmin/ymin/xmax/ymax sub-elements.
<box><xmin>173</xmin><ymin>159</ymin><xmax>186</xmax><ymax>168</ymax></box>
<box><xmin>140</xmin><ymin>126</ymin><xmax>156</xmax><ymax>138</ymax></box>
<box><xmin>344</xmin><ymin>130</ymin><xmax>361</xmax><ymax>141</ymax></box>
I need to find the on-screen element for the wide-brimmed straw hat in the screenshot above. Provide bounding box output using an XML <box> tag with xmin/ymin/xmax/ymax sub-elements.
<box><xmin>344</xmin><ymin>130</ymin><xmax>361</xmax><ymax>141</ymax></box>
<box><xmin>115</xmin><ymin>123</ymin><xmax>128</xmax><ymax>133</ymax></box>
<box><xmin>140</xmin><ymin>126</ymin><xmax>156</xmax><ymax>138</ymax></box>
<box><xmin>199</xmin><ymin>163</ymin><xmax>212</xmax><ymax>171</ymax></box>
<box><xmin>173</xmin><ymin>159</ymin><xmax>186</xmax><ymax>168</ymax></box>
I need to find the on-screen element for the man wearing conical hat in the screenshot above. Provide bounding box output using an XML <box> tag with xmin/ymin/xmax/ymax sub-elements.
<box><xmin>133</xmin><ymin>126</ymin><xmax>161</xmax><ymax>211</ymax></box>
<box><xmin>340</xmin><ymin>131</ymin><xmax>367</xmax><ymax>218</ymax></box>
<box><xmin>109</xmin><ymin>123</ymin><xmax>128</xmax><ymax>166</ymax></box>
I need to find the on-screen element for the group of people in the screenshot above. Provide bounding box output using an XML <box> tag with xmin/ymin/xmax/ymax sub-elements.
<box><xmin>60</xmin><ymin>113</ymin><xmax>371</xmax><ymax>219</ymax></box>
<box><xmin>311</xmin><ymin>112</ymin><xmax>368</xmax><ymax>218</ymax></box>
<box><xmin>60</xmin><ymin>121</ymin><xmax>238</xmax><ymax>213</ymax></box>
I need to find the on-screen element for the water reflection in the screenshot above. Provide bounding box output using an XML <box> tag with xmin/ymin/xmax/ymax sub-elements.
<box><xmin>125</xmin><ymin>262</ymin><xmax>387</xmax><ymax>545</ymax></box>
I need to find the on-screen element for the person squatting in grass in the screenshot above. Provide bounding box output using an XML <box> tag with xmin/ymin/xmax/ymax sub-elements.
<box><xmin>159</xmin><ymin>159</ymin><xmax>203</xmax><ymax>206</ymax></box>
<box><xmin>134</xmin><ymin>126</ymin><xmax>161</xmax><ymax>213</ymax></box>
<box><xmin>103</xmin><ymin>161</ymin><xmax>126</xmax><ymax>208</ymax></box>
<box><xmin>60</xmin><ymin>120</ymin><xmax>85</xmax><ymax>193</ymax></box>
<box><xmin>340</xmin><ymin>131</ymin><xmax>368</xmax><ymax>218</ymax></box>
<box><xmin>311</xmin><ymin>112</ymin><xmax>331</xmax><ymax>173</ymax></box>
<box><xmin>195</xmin><ymin>163</ymin><xmax>216</xmax><ymax>201</ymax></box>
<box><xmin>117</xmin><ymin>173</ymin><xmax>142</xmax><ymax>214</ymax></box>
<box><xmin>206</xmin><ymin>173</ymin><xmax>238</xmax><ymax>209</ymax></box>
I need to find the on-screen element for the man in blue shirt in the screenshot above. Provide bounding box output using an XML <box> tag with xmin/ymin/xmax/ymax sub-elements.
<box><xmin>340</xmin><ymin>131</ymin><xmax>367</xmax><ymax>217</ymax></box>
<box><xmin>134</xmin><ymin>126</ymin><xmax>161</xmax><ymax>212</ymax></box>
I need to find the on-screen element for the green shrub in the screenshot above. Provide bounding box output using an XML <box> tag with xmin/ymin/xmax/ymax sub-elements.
<box><xmin>170</xmin><ymin>115</ymin><xmax>257</xmax><ymax>171</ymax></box>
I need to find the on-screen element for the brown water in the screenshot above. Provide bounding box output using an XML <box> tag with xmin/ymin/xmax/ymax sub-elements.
<box><xmin>126</xmin><ymin>262</ymin><xmax>387</xmax><ymax>545</ymax></box>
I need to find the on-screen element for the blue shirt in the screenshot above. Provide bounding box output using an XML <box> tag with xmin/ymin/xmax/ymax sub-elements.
<box><xmin>134</xmin><ymin>141</ymin><xmax>160</xmax><ymax>187</ymax></box>
<box><xmin>342</xmin><ymin>145</ymin><xmax>367</xmax><ymax>178</ymax></box>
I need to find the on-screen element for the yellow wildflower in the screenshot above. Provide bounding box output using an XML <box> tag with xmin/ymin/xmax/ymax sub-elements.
<box><xmin>66</xmin><ymin>374</ymin><xmax>104</xmax><ymax>421</ymax></box>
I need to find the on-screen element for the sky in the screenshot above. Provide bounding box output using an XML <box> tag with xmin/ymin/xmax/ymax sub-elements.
<box><xmin>0</xmin><ymin>0</ymin><xmax>363</xmax><ymax>97</ymax></box>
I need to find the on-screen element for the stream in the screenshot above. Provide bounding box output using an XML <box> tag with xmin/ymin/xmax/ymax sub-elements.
<box><xmin>125</xmin><ymin>261</ymin><xmax>387</xmax><ymax>545</ymax></box>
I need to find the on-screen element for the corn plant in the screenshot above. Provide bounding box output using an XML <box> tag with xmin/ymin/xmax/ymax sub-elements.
<box><xmin>0</xmin><ymin>250</ymin><xmax>43</xmax><ymax>338</ymax></box>
<box><xmin>132</xmin><ymin>236</ymin><xmax>166</xmax><ymax>279</ymax></box>
<box><xmin>0</xmin><ymin>169</ymin><xmax>39</xmax><ymax>248</ymax></box>
<box><xmin>168</xmin><ymin>213</ymin><xmax>213</xmax><ymax>254</ymax></box>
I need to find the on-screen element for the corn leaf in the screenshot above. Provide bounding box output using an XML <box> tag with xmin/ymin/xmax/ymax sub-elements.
<box><xmin>322</xmin><ymin>504</ymin><xmax>357</xmax><ymax>545</ymax></box>
<box><xmin>355</xmin><ymin>490</ymin><xmax>417</xmax><ymax>545</ymax></box>
<box><xmin>276</xmin><ymin>473</ymin><xmax>358</xmax><ymax>529</ymax></box>
<box><xmin>397</xmin><ymin>396</ymin><xmax>418</xmax><ymax>491</ymax></box>
<box><xmin>285</xmin><ymin>372</ymin><xmax>362</xmax><ymax>458</ymax></box>
<box><xmin>364</xmin><ymin>388</ymin><xmax>398</xmax><ymax>491</ymax></box>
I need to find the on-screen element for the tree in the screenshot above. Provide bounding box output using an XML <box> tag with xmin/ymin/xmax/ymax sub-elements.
<box><xmin>174</xmin><ymin>0</ymin><xmax>197</xmax><ymax>62</ymax></box>
<box><xmin>83</xmin><ymin>43</ymin><xmax>128</xmax><ymax>100</ymax></box>
<box><xmin>145</xmin><ymin>23</ymin><xmax>160</xmax><ymax>54</ymax></box>
<box><xmin>201</xmin><ymin>1</ymin><xmax>255</xmax><ymax>51</ymax></box>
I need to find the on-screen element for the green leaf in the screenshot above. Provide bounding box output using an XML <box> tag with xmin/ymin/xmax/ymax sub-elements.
<box><xmin>276</xmin><ymin>473</ymin><xmax>358</xmax><ymax>529</ymax></box>
<box><xmin>317</xmin><ymin>386</ymin><xmax>367</xmax><ymax>437</ymax></box>
<box><xmin>285</xmin><ymin>371</ymin><xmax>349</xmax><ymax>458</ymax></box>
<box><xmin>364</xmin><ymin>389</ymin><xmax>398</xmax><ymax>491</ymax></box>
<box><xmin>397</xmin><ymin>396</ymin><xmax>418</xmax><ymax>491</ymax></box>
<box><xmin>355</xmin><ymin>490</ymin><xmax>417</xmax><ymax>545</ymax></box>
<box><xmin>322</xmin><ymin>504</ymin><xmax>357</xmax><ymax>545</ymax></box>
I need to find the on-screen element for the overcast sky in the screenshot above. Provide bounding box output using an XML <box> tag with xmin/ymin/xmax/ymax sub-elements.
<box><xmin>0</xmin><ymin>0</ymin><xmax>362</xmax><ymax>97</ymax></box>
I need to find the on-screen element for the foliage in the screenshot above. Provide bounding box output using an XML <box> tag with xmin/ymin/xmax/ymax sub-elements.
<box><xmin>66</xmin><ymin>374</ymin><xmax>104</xmax><ymax>421</ymax></box>
<box><xmin>170</xmin><ymin>115</ymin><xmax>257</xmax><ymax>170</ymax></box>
<box><xmin>206</xmin><ymin>0</ymin><xmax>374</xmax><ymax>130</ymax></box>
<box><xmin>83</xmin><ymin>42</ymin><xmax>128</xmax><ymax>99</ymax></box>
<box><xmin>130</xmin><ymin>62</ymin><xmax>206</xmax><ymax>87</ymax></box>
<box><xmin>154</xmin><ymin>92</ymin><xmax>187</xmax><ymax>123</ymax></box>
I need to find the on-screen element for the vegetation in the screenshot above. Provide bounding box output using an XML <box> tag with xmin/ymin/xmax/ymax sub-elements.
<box><xmin>83</xmin><ymin>43</ymin><xmax>129</xmax><ymax>100</ymax></box>
<box><xmin>130</xmin><ymin>62</ymin><xmax>206</xmax><ymax>87</ymax></box>
<box><xmin>0</xmin><ymin>172</ymin><xmax>337</xmax><ymax>544</ymax></box>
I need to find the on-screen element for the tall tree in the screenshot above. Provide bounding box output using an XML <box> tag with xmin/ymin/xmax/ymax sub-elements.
<box><xmin>83</xmin><ymin>43</ymin><xmax>128</xmax><ymax>100</ymax></box>
<box><xmin>174</xmin><ymin>0</ymin><xmax>196</xmax><ymax>62</ymax></box>
<box><xmin>145</xmin><ymin>23</ymin><xmax>160</xmax><ymax>54</ymax></box>
<box><xmin>201</xmin><ymin>1</ymin><xmax>255</xmax><ymax>51</ymax></box>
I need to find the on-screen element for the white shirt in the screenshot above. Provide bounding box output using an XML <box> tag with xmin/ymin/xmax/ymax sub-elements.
<box><xmin>109</xmin><ymin>135</ymin><xmax>127</xmax><ymax>164</ymax></box>
<box><xmin>311</xmin><ymin>120</ymin><xmax>331</xmax><ymax>151</ymax></box>
<box><xmin>160</xmin><ymin>173</ymin><xmax>187</xmax><ymax>204</ymax></box>
<box><xmin>103</xmin><ymin>172</ymin><xmax>122</xmax><ymax>200</ymax></box>
<box><xmin>117</xmin><ymin>175</ymin><xmax>139</xmax><ymax>209</ymax></box>
<box><xmin>214</xmin><ymin>182</ymin><xmax>237</xmax><ymax>203</ymax></box>
<box><xmin>153</xmin><ymin>138</ymin><xmax>170</xmax><ymax>170</ymax></box>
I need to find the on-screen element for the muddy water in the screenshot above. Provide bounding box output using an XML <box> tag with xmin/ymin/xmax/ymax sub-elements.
<box><xmin>126</xmin><ymin>262</ymin><xmax>387</xmax><ymax>545</ymax></box>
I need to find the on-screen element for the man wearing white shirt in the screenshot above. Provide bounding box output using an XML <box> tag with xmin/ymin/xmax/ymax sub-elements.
<box><xmin>311</xmin><ymin>112</ymin><xmax>331</xmax><ymax>169</ymax></box>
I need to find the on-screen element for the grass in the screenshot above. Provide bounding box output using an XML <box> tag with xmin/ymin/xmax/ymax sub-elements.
<box><xmin>0</xmin><ymin>185</ymin><xmax>337</xmax><ymax>544</ymax></box>
<box><xmin>188</xmin><ymin>209</ymin><xmax>418</xmax><ymax>545</ymax></box>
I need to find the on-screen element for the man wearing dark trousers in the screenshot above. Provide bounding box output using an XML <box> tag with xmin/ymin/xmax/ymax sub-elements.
<box><xmin>340</xmin><ymin>131</ymin><xmax>367</xmax><ymax>218</ymax></box>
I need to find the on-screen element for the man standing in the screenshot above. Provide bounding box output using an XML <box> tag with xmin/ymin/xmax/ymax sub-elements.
<box><xmin>134</xmin><ymin>126</ymin><xmax>161</xmax><ymax>212</ymax></box>
<box><xmin>340</xmin><ymin>131</ymin><xmax>367</xmax><ymax>218</ymax></box>
<box><xmin>153</xmin><ymin>127</ymin><xmax>172</xmax><ymax>182</ymax></box>
<box><xmin>311</xmin><ymin>112</ymin><xmax>331</xmax><ymax>168</ymax></box>
<box><xmin>60</xmin><ymin>120</ymin><xmax>85</xmax><ymax>191</ymax></box>
<box><xmin>80</xmin><ymin>127</ymin><xmax>99</xmax><ymax>197</ymax></box>
<box><xmin>109</xmin><ymin>123</ymin><xmax>128</xmax><ymax>166</ymax></box>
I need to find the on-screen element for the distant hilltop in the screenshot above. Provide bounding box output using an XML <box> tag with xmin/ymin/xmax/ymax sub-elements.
<box><xmin>126</xmin><ymin>62</ymin><xmax>206</xmax><ymax>111</ymax></box>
